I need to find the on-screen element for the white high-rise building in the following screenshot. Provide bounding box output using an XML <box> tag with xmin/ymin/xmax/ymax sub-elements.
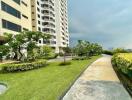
<box><xmin>31</xmin><ymin>0</ymin><xmax>69</xmax><ymax>53</ymax></box>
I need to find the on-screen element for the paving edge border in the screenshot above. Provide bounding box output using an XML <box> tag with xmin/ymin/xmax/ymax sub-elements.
<box><xmin>58</xmin><ymin>56</ymin><xmax>101</xmax><ymax>100</ymax></box>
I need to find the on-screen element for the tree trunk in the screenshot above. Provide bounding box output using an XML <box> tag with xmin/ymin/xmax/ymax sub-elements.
<box><xmin>0</xmin><ymin>56</ymin><xmax>2</xmax><ymax>62</ymax></box>
<box><xmin>64</xmin><ymin>53</ymin><xmax>66</xmax><ymax>63</ymax></box>
<box><xmin>13</xmin><ymin>52</ymin><xmax>18</xmax><ymax>60</ymax></box>
<box><xmin>18</xmin><ymin>46</ymin><xmax>23</xmax><ymax>61</ymax></box>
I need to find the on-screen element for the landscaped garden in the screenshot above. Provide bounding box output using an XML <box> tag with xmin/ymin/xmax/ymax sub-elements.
<box><xmin>0</xmin><ymin>56</ymin><xmax>100</xmax><ymax>100</ymax></box>
<box><xmin>0</xmin><ymin>31</ymin><xmax>131</xmax><ymax>99</ymax></box>
<box><xmin>0</xmin><ymin>31</ymin><xmax>103</xmax><ymax>99</ymax></box>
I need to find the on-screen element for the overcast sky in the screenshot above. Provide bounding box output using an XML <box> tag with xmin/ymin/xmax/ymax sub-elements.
<box><xmin>68</xmin><ymin>0</ymin><xmax>132</xmax><ymax>49</ymax></box>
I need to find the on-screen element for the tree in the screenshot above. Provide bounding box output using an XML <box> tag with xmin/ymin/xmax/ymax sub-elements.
<box><xmin>74</xmin><ymin>40</ymin><xmax>90</xmax><ymax>57</ymax></box>
<box><xmin>74</xmin><ymin>40</ymin><xmax>103</xmax><ymax>57</ymax></box>
<box><xmin>0</xmin><ymin>45</ymin><xmax>10</xmax><ymax>62</ymax></box>
<box><xmin>113</xmin><ymin>48</ymin><xmax>128</xmax><ymax>54</ymax></box>
<box><xmin>63</xmin><ymin>47</ymin><xmax>72</xmax><ymax>63</ymax></box>
<box><xmin>4</xmin><ymin>33</ymin><xmax>26</xmax><ymax>61</ymax></box>
<box><xmin>89</xmin><ymin>43</ymin><xmax>102</xmax><ymax>56</ymax></box>
<box><xmin>3</xmin><ymin>31</ymin><xmax>52</xmax><ymax>61</ymax></box>
<box><xmin>41</xmin><ymin>33</ymin><xmax>52</xmax><ymax>44</ymax></box>
<box><xmin>22</xmin><ymin>31</ymin><xmax>52</xmax><ymax>61</ymax></box>
<box><xmin>40</xmin><ymin>45</ymin><xmax>52</xmax><ymax>58</ymax></box>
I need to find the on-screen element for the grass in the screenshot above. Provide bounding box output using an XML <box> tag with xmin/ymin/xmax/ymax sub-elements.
<box><xmin>0</xmin><ymin>56</ymin><xmax>100</xmax><ymax>100</ymax></box>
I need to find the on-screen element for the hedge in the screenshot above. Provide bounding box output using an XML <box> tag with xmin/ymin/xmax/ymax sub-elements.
<box><xmin>1</xmin><ymin>60</ymin><xmax>47</xmax><ymax>73</ymax></box>
<box><xmin>72</xmin><ymin>56</ymin><xmax>90</xmax><ymax>60</ymax></box>
<box><xmin>112</xmin><ymin>53</ymin><xmax>132</xmax><ymax>77</ymax></box>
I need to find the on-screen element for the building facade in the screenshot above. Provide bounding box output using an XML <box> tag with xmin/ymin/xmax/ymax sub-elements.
<box><xmin>0</xmin><ymin>0</ymin><xmax>32</xmax><ymax>35</ymax></box>
<box><xmin>31</xmin><ymin>0</ymin><xmax>69</xmax><ymax>53</ymax></box>
<box><xmin>0</xmin><ymin>0</ymin><xmax>69</xmax><ymax>53</ymax></box>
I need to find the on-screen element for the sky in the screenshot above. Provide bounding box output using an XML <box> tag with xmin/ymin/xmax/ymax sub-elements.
<box><xmin>68</xmin><ymin>0</ymin><xmax>132</xmax><ymax>49</ymax></box>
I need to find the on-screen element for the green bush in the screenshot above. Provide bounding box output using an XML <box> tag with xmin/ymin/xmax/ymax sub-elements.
<box><xmin>59</xmin><ymin>61</ymin><xmax>71</xmax><ymax>66</ymax></box>
<box><xmin>44</xmin><ymin>53</ymin><xmax>58</xmax><ymax>60</ymax></box>
<box><xmin>59</xmin><ymin>52</ymin><xmax>64</xmax><ymax>56</ymax></box>
<box><xmin>103</xmin><ymin>50</ymin><xmax>113</xmax><ymax>55</ymax></box>
<box><xmin>72</xmin><ymin>56</ymin><xmax>90</xmax><ymax>60</ymax></box>
<box><xmin>113</xmin><ymin>48</ymin><xmax>128</xmax><ymax>54</ymax></box>
<box><xmin>1</xmin><ymin>60</ymin><xmax>47</xmax><ymax>73</ymax></box>
<box><xmin>112</xmin><ymin>53</ymin><xmax>132</xmax><ymax>77</ymax></box>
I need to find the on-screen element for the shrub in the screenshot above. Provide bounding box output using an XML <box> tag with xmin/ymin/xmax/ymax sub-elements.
<box><xmin>72</xmin><ymin>56</ymin><xmax>90</xmax><ymax>60</ymax></box>
<box><xmin>59</xmin><ymin>61</ymin><xmax>71</xmax><ymax>66</ymax></box>
<box><xmin>40</xmin><ymin>45</ymin><xmax>53</xmax><ymax>58</ymax></box>
<box><xmin>1</xmin><ymin>60</ymin><xmax>47</xmax><ymax>73</ymax></box>
<box><xmin>103</xmin><ymin>50</ymin><xmax>113</xmax><ymax>55</ymax></box>
<box><xmin>44</xmin><ymin>53</ymin><xmax>58</xmax><ymax>60</ymax></box>
<box><xmin>59</xmin><ymin>52</ymin><xmax>64</xmax><ymax>56</ymax></box>
<box><xmin>113</xmin><ymin>48</ymin><xmax>128</xmax><ymax>54</ymax></box>
<box><xmin>112</xmin><ymin>53</ymin><xmax>132</xmax><ymax>77</ymax></box>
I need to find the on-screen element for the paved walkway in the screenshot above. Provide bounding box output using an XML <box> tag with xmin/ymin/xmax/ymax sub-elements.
<box><xmin>63</xmin><ymin>55</ymin><xmax>132</xmax><ymax>100</ymax></box>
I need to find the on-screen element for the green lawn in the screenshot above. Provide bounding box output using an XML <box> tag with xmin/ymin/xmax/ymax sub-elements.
<box><xmin>0</xmin><ymin>56</ymin><xmax>100</xmax><ymax>100</ymax></box>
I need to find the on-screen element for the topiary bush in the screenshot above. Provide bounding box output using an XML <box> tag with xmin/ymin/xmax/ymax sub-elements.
<box><xmin>1</xmin><ymin>60</ymin><xmax>47</xmax><ymax>73</ymax></box>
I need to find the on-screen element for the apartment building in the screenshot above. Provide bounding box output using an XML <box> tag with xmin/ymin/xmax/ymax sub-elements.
<box><xmin>31</xmin><ymin>0</ymin><xmax>69</xmax><ymax>53</ymax></box>
<box><xmin>0</xmin><ymin>0</ymin><xmax>69</xmax><ymax>53</ymax></box>
<box><xmin>0</xmin><ymin>0</ymin><xmax>32</xmax><ymax>35</ymax></box>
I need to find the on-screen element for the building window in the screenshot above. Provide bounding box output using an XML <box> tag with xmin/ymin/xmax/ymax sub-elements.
<box><xmin>13</xmin><ymin>0</ymin><xmax>20</xmax><ymax>5</ymax></box>
<box><xmin>23</xmin><ymin>28</ymin><xmax>29</xmax><ymax>31</ymax></box>
<box><xmin>2</xmin><ymin>19</ymin><xmax>21</xmax><ymax>32</ymax></box>
<box><xmin>1</xmin><ymin>1</ymin><xmax>21</xmax><ymax>18</ymax></box>
<box><xmin>38</xmin><ymin>27</ymin><xmax>41</xmax><ymax>31</ymax></box>
<box><xmin>51</xmin><ymin>41</ymin><xmax>56</xmax><ymax>44</ymax></box>
<box><xmin>37</xmin><ymin>1</ymin><xmax>39</xmax><ymax>5</ymax></box>
<box><xmin>38</xmin><ymin>21</ymin><xmax>40</xmax><ymax>24</ymax></box>
<box><xmin>39</xmin><ymin>40</ymin><xmax>41</xmax><ymax>43</ymax></box>
<box><xmin>21</xmin><ymin>1</ymin><xmax>28</xmax><ymax>6</ymax></box>
<box><xmin>38</xmin><ymin>14</ymin><xmax>40</xmax><ymax>18</ymax></box>
<box><xmin>37</xmin><ymin>8</ymin><xmax>40</xmax><ymax>12</ymax></box>
<box><xmin>22</xmin><ymin>14</ymin><xmax>28</xmax><ymax>19</ymax></box>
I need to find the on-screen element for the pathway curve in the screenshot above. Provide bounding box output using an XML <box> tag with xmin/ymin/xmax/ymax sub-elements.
<box><xmin>63</xmin><ymin>55</ymin><xmax>132</xmax><ymax>100</ymax></box>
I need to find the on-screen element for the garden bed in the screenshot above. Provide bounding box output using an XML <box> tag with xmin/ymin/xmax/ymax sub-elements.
<box><xmin>0</xmin><ymin>60</ymin><xmax>47</xmax><ymax>73</ymax></box>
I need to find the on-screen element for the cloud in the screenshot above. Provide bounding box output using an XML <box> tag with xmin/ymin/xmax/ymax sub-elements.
<box><xmin>69</xmin><ymin>0</ymin><xmax>132</xmax><ymax>49</ymax></box>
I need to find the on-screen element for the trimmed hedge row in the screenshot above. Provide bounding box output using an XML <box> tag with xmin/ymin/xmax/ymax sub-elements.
<box><xmin>72</xmin><ymin>56</ymin><xmax>90</xmax><ymax>60</ymax></box>
<box><xmin>1</xmin><ymin>60</ymin><xmax>47</xmax><ymax>73</ymax></box>
<box><xmin>112</xmin><ymin>53</ymin><xmax>132</xmax><ymax>77</ymax></box>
